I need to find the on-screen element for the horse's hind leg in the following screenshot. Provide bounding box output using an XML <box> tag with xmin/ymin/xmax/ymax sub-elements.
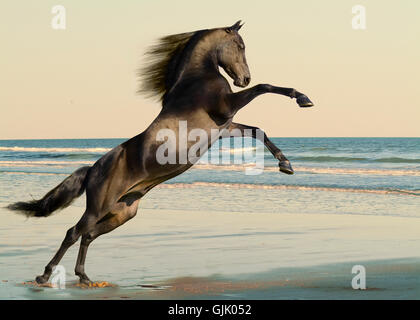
<box><xmin>35</xmin><ymin>211</ymin><xmax>98</xmax><ymax>284</ymax></box>
<box><xmin>75</xmin><ymin>198</ymin><xmax>139</xmax><ymax>284</ymax></box>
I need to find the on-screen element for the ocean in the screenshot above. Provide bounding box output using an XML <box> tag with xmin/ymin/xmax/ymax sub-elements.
<box><xmin>0</xmin><ymin>137</ymin><xmax>419</xmax><ymax>217</ymax></box>
<box><xmin>1</xmin><ymin>137</ymin><xmax>420</xmax><ymax>299</ymax></box>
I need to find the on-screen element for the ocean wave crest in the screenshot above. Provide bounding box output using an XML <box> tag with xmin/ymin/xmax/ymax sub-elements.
<box><xmin>1</xmin><ymin>161</ymin><xmax>419</xmax><ymax>176</ymax></box>
<box><xmin>193</xmin><ymin>163</ymin><xmax>420</xmax><ymax>176</ymax></box>
<box><xmin>0</xmin><ymin>146</ymin><xmax>111</xmax><ymax>153</ymax></box>
<box><xmin>0</xmin><ymin>160</ymin><xmax>94</xmax><ymax>168</ymax></box>
<box><xmin>158</xmin><ymin>182</ymin><xmax>420</xmax><ymax>196</ymax></box>
<box><xmin>293</xmin><ymin>155</ymin><xmax>420</xmax><ymax>164</ymax></box>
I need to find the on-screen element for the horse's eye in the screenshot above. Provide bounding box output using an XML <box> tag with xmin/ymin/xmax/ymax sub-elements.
<box><xmin>238</xmin><ymin>43</ymin><xmax>245</xmax><ymax>50</ymax></box>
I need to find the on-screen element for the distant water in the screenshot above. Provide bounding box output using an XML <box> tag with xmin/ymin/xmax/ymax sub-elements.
<box><xmin>0</xmin><ymin>138</ymin><xmax>419</xmax><ymax>217</ymax></box>
<box><xmin>1</xmin><ymin>138</ymin><xmax>420</xmax><ymax>300</ymax></box>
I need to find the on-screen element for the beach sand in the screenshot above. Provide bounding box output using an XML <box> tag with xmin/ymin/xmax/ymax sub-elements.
<box><xmin>1</xmin><ymin>207</ymin><xmax>419</xmax><ymax>299</ymax></box>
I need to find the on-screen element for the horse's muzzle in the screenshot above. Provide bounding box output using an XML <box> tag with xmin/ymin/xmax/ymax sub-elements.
<box><xmin>234</xmin><ymin>76</ymin><xmax>251</xmax><ymax>87</ymax></box>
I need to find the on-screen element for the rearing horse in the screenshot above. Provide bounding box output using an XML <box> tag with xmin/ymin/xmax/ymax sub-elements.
<box><xmin>8</xmin><ymin>21</ymin><xmax>313</xmax><ymax>284</ymax></box>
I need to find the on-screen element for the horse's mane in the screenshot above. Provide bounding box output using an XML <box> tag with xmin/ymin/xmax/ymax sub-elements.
<box><xmin>138</xmin><ymin>30</ymin><xmax>207</xmax><ymax>102</ymax></box>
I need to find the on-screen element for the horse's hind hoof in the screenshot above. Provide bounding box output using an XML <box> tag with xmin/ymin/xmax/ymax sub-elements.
<box><xmin>79</xmin><ymin>279</ymin><xmax>93</xmax><ymax>286</ymax></box>
<box><xmin>35</xmin><ymin>275</ymin><xmax>48</xmax><ymax>284</ymax></box>
<box><xmin>279</xmin><ymin>160</ymin><xmax>294</xmax><ymax>175</ymax></box>
<box><xmin>77</xmin><ymin>273</ymin><xmax>92</xmax><ymax>286</ymax></box>
<box><xmin>297</xmin><ymin>95</ymin><xmax>314</xmax><ymax>108</ymax></box>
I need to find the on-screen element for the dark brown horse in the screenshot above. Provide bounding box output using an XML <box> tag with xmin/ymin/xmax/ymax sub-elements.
<box><xmin>7</xmin><ymin>21</ymin><xmax>313</xmax><ymax>284</ymax></box>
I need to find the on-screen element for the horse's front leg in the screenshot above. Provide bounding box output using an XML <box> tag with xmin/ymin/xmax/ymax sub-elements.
<box><xmin>226</xmin><ymin>122</ymin><xmax>294</xmax><ymax>175</ymax></box>
<box><xmin>227</xmin><ymin>84</ymin><xmax>314</xmax><ymax>112</ymax></box>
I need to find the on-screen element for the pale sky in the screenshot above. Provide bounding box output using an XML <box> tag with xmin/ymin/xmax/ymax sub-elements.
<box><xmin>0</xmin><ymin>0</ymin><xmax>419</xmax><ymax>139</ymax></box>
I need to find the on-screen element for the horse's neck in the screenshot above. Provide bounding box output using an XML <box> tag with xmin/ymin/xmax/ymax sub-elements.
<box><xmin>181</xmin><ymin>34</ymin><xmax>219</xmax><ymax>77</ymax></box>
<box><xmin>164</xmin><ymin>35</ymin><xmax>219</xmax><ymax>103</ymax></box>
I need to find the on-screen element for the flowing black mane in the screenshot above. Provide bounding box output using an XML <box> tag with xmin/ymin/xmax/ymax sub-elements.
<box><xmin>138</xmin><ymin>29</ymin><xmax>208</xmax><ymax>103</ymax></box>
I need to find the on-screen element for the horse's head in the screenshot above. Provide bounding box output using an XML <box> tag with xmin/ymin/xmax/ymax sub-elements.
<box><xmin>217</xmin><ymin>21</ymin><xmax>251</xmax><ymax>88</ymax></box>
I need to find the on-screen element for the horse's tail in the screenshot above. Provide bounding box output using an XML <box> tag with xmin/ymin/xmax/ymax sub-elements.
<box><xmin>7</xmin><ymin>166</ymin><xmax>91</xmax><ymax>218</ymax></box>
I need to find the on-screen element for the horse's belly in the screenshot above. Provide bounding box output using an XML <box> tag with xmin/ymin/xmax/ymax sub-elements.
<box><xmin>121</xmin><ymin>111</ymin><xmax>231</xmax><ymax>196</ymax></box>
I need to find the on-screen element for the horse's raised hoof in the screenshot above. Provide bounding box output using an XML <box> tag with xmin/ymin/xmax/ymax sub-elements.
<box><xmin>296</xmin><ymin>95</ymin><xmax>314</xmax><ymax>108</ymax></box>
<box><xmin>35</xmin><ymin>275</ymin><xmax>48</xmax><ymax>284</ymax></box>
<box><xmin>279</xmin><ymin>160</ymin><xmax>294</xmax><ymax>175</ymax></box>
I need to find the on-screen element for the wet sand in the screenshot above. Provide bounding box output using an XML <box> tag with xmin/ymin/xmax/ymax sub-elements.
<box><xmin>1</xmin><ymin>207</ymin><xmax>419</xmax><ymax>299</ymax></box>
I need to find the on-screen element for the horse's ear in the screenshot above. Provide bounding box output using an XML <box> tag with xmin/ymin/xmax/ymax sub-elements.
<box><xmin>231</xmin><ymin>20</ymin><xmax>244</xmax><ymax>31</ymax></box>
<box><xmin>226</xmin><ymin>20</ymin><xmax>244</xmax><ymax>33</ymax></box>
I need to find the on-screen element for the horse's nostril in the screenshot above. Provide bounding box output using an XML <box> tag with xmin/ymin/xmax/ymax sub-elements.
<box><xmin>244</xmin><ymin>77</ymin><xmax>250</xmax><ymax>85</ymax></box>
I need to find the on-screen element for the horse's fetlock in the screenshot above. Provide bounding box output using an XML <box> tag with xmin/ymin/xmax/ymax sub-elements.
<box><xmin>75</xmin><ymin>267</ymin><xmax>84</xmax><ymax>276</ymax></box>
<box><xmin>258</xmin><ymin>84</ymin><xmax>271</xmax><ymax>92</ymax></box>
<box><xmin>44</xmin><ymin>265</ymin><xmax>53</xmax><ymax>274</ymax></box>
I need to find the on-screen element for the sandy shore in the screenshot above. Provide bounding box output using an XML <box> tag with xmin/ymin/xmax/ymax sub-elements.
<box><xmin>1</xmin><ymin>207</ymin><xmax>420</xmax><ymax>299</ymax></box>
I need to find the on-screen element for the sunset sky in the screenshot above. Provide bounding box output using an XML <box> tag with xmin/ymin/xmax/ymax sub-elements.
<box><xmin>1</xmin><ymin>0</ymin><xmax>419</xmax><ymax>139</ymax></box>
